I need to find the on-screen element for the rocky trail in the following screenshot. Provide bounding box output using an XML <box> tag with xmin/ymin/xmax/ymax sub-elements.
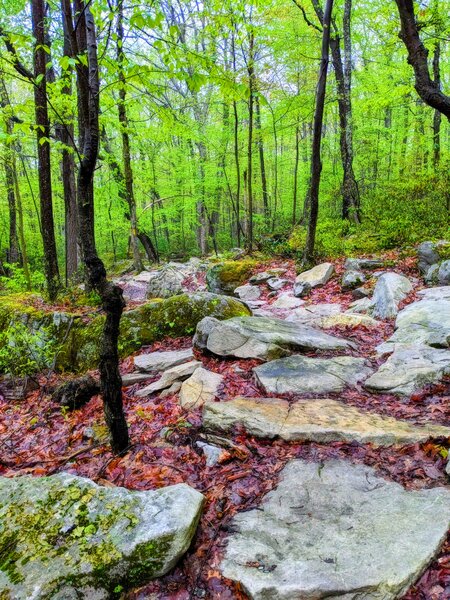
<box><xmin>0</xmin><ymin>245</ymin><xmax>450</xmax><ymax>599</ymax></box>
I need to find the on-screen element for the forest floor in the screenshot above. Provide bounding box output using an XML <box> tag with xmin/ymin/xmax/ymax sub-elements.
<box><xmin>0</xmin><ymin>253</ymin><xmax>449</xmax><ymax>599</ymax></box>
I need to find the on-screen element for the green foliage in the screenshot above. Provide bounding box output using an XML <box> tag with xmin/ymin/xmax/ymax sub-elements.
<box><xmin>0</xmin><ymin>265</ymin><xmax>45</xmax><ymax>295</ymax></box>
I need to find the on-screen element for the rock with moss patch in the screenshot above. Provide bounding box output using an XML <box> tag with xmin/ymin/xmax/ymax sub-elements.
<box><xmin>0</xmin><ymin>473</ymin><xmax>204</xmax><ymax>599</ymax></box>
<box><xmin>206</xmin><ymin>261</ymin><xmax>256</xmax><ymax>295</ymax></box>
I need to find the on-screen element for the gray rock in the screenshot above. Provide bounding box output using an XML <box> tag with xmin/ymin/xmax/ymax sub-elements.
<box><xmin>179</xmin><ymin>367</ymin><xmax>224</xmax><ymax>409</ymax></box>
<box><xmin>199</xmin><ymin>316</ymin><xmax>355</xmax><ymax>361</ymax></box>
<box><xmin>285</xmin><ymin>303</ymin><xmax>342</xmax><ymax>325</ymax></box>
<box><xmin>347</xmin><ymin>297</ymin><xmax>373</xmax><ymax>314</ymax></box>
<box><xmin>293</xmin><ymin>281</ymin><xmax>311</xmax><ymax>298</ymax></box>
<box><xmin>254</xmin><ymin>355</ymin><xmax>373</xmax><ymax>395</ymax></box>
<box><xmin>370</xmin><ymin>272</ymin><xmax>413</xmax><ymax>319</ymax></box>
<box><xmin>424</xmin><ymin>263</ymin><xmax>440</xmax><ymax>284</ymax></box>
<box><xmin>352</xmin><ymin>286</ymin><xmax>372</xmax><ymax>299</ymax></box>
<box><xmin>159</xmin><ymin>381</ymin><xmax>182</xmax><ymax>398</ymax></box>
<box><xmin>193</xmin><ymin>316</ymin><xmax>221</xmax><ymax>351</ymax></box>
<box><xmin>417</xmin><ymin>240</ymin><xmax>443</xmax><ymax>275</ymax></box>
<box><xmin>134</xmin><ymin>348</ymin><xmax>194</xmax><ymax>373</ymax></box>
<box><xmin>295</xmin><ymin>262</ymin><xmax>334</xmax><ymax>289</ymax></box>
<box><xmin>249</xmin><ymin>272</ymin><xmax>273</xmax><ymax>284</ymax></box>
<box><xmin>146</xmin><ymin>265</ymin><xmax>185</xmax><ymax>298</ymax></box>
<box><xmin>196</xmin><ymin>442</ymin><xmax>225</xmax><ymax>467</ymax></box>
<box><xmin>417</xmin><ymin>286</ymin><xmax>450</xmax><ymax>300</ymax></box>
<box><xmin>341</xmin><ymin>269</ymin><xmax>366</xmax><ymax>290</ymax></box>
<box><xmin>446</xmin><ymin>460</ymin><xmax>450</xmax><ymax>479</ymax></box>
<box><xmin>344</xmin><ymin>257</ymin><xmax>384</xmax><ymax>270</ymax></box>
<box><xmin>234</xmin><ymin>284</ymin><xmax>261</xmax><ymax>302</ymax></box>
<box><xmin>0</xmin><ymin>473</ymin><xmax>204</xmax><ymax>599</ymax></box>
<box><xmin>438</xmin><ymin>260</ymin><xmax>450</xmax><ymax>285</ymax></box>
<box><xmin>221</xmin><ymin>460</ymin><xmax>450</xmax><ymax>600</ymax></box>
<box><xmin>271</xmin><ymin>294</ymin><xmax>305</xmax><ymax>310</ymax></box>
<box><xmin>136</xmin><ymin>360</ymin><xmax>202</xmax><ymax>397</ymax></box>
<box><xmin>377</xmin><ymin>298</ymin><xmax>450</xmax><ymax>354</ymax></box>
<box><xmin>121</xmin><ymin>372</ymin><xmax>154</xmax><ymax>386</ymax></box>
<box><xmin>203</xmin><ymin>397</ymin><xmax>450</xmax><ymax>445</ymax></box>
<box><xmin>266</xmin><ymin>277</ymin><xmax>286</xmax><ymax>291</ymax></box>
<box><xmin>364</xmin><ymin>346</ymin><xmax>450</xmax><ymax>396</ymax></box>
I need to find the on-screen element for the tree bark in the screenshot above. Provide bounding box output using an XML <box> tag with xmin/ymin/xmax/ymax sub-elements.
<box><xmin>394</xmin><ymin>0</ymin><xmax>450</xmax><ymax>119</ymax></box>
<box><xmin>63</xmin><ymin>0</ymin><xmax>129</xmax><ymax>454</ymax></box>
<box><xmin>31</xmin><ymin>0</ymin><xmax>60</xmax><ymax>299</ymax></box>
<box><xmin>246</xmin><ymin>29</ymin><xmax>255</xmax><ymax>253</ymax></box>
<box><xmin>116</xmin><ymin>0</ymin><xmax>143</xmax><ymax>272</ymax></box>
<box><xmin>292</xmin><ymin>122</ymin><xmax>300</xmax><ymax>225</ymax></box>
<box><xmin>255</xmin><ymin>92</ymin><xmax>269</xmax><ymax>223</ymax></box>
<box><xmin>304</xmin><ymin>0</ymin><xmax>334</xmax><ymax>265</ymax></box>
<box><xmin>432</xmin><ymin>40</ymin><xmax>441</xmax><ymax>168</ymax></box>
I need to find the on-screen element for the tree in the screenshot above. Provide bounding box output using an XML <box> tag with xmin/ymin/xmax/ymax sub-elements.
<box><xmin>303</xmin><ymin>0</ymin><xmax>334</xmax><ymax>264</ymax></box>
<box><xmin>395</xmin><ymin>0</ymin><xmax>450</xmax><ymax>119</ymax></box>
<box><xmin>62</xmin><ymin>0</ymin><xmax>129</xmax><ymax>454</ymax></box>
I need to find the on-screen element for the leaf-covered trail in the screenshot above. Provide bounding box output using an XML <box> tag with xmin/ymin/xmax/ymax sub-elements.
<box><xmin>0</xmin><ymin>254</ymin><xmax>449</xmax><ymax>599</ymax></box>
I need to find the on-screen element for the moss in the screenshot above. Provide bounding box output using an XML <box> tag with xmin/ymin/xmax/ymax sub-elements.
<box><xmin>436</xmin><ymin>241</ymin><xmax>450</xmax><ymax>261</ymax></box>
<box><xmin>206</xmin><ymin>260</ymin><xmax>257</xmax><ymax>294</ymax></box>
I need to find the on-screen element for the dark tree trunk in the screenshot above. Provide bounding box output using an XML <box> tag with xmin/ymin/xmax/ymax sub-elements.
<box><xmin>432</xmin><ymin>41</ymin><xmax>441</xmax><ymax>168</ymax></box>
<box><xmin>255</xmin><ymin>93</ymin><xmax>269</xmax><ymax>223</ymax></box>
<box><xmin>292</xmin><ymin>122</ymin><xmax>300</xmax><ymax>225</ymax></box>
<box><xmin>394</xmin><ymin>0</ymin><xmax>450</xmax><ymax>119</ymax></box>
<box><xmin>63</xmin><ymin>0</ymin><xmax>129</xmax><ymax>454</ymax></box>
<box><xmin>117</xmin><ymin>0</ymin><xmax>143</xmax><ymax>272</ymax></box>
<box><xmin>246</xmin><ymin>29</ymin><xmax>255</xmax><ymax>253</ymax></box>
<box><xmin>304</xmin><ymin>0</ymin><xmax>334</xmax><ymax>265</ymax></box>
<box><xmin>31</xmin><ymin>0</ymin><xmax>60</xmax><ymax>300</ymax></box>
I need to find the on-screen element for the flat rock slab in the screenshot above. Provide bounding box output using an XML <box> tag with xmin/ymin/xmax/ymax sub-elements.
<box><xmin>295</xmin><ymin>262</ymin><xmax>334</xmax><ymax>289</ymax></box>
<box><xmin>344</xmin><ymin>257</ymin><xmax>384</xmax><ymax>270</ymax></box>
<box><xmin>179</xmin><ymin>367</ymin><xmax>224</xmax><ymax>409</ymax></box>
<box><xmin>271</xmin><ymin>294</ymin><xmax>305</xmax><ymax>309</ymax></box>
<box><xmin>285</xmin><ymin>303</ymin><xmax>342</xmax><ymax>324</ymax></box>
<box><xmin>199</xmin><ymin>316</ymin><xmax>355</xmax><ymax>361</ymax></box>
<box><xmin>221</xmin><ymin>459</ymin><xmax>450</xmax><ymax>600</ymax></box>
<box><xmin>0</xmin><ymin>473</ymin><xmax>204</xmax><ymax>599</ymax></box>
<box><xmin>378</xmin><ymin>298</ymin><xmax>450</xmax><ymax>353</ymax></box>
<box><xmin>370</xmin><ymin>272</ymin><xmax>413</xmax><ymax>319</ymax></box>
<box><xmin>134</xmin><ymin>348</ymin><xmax>194</xmax><ymax>373</ymax></box>
<box><xmin>136</xmin><ymin>360</ymin><xmax>201</xmax><ymax>397</ymax></box>
<box><xmin>254</xmin><ymin>355</ymin><xmax>373</xmax><ymax>395</ymax></box>
<box><xmin>318</xmin><ymin>313</ymin><xmax>380</xmax><ymax>328</ymax></box>
<box><xmin>203</xmin><ymin>397</ymin><xmax>450</xmax><ymax>445</ymax></box>
<box><xmin>364</xmin><ymin>345</ymin><xmax>450</xmax><ymax>396</ymax></box>
<box><xmin>234</xmin><ymin>284</ymin><xmax>261</xmax><ymax>302</ymax></box>
<box><xmin>417</xmin><ymin>286</ymin><xmax>450</xmax><ymax>301</ymax></box>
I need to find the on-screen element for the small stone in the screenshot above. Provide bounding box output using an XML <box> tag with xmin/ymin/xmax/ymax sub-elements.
<box><xmin>341</xmin><ymin>269</ymin><xmax>366</xmax><ymax>291</ymax></box>
<box><xmin>351</xmin><ymin>286</ymin><xmax>372</xmax><ymax>299</ymax></box>
<box><xmin>249</xmin><ymin>272</ymin><xmax>273</xmax><ymax>284</ymax></box>
<box><xmin>193</xmin><ymin>316</ymin><xmax>221</xmax><ymax>351</ymax></box>
<box><xmin>134</xmin><ymin>348</ymin><xmax>194</xmax><ymax>373</ymax></box>
<box><xmin>121</xmin><ymin>372</ymin><xmax>154</xmax><ymax>387</ymax></box>
<box><xmin>293</xmin><ymin>281</ymin><xmax>311</xmax><ymax>298</ymax></box>
<box><xmin>266</xmin><ymin>277</ymin><xmax>286</xmax><ymax>291</ymax></box>
<box><xmin>234</xmin><ymin>284</ymin><xmax>261</xmax><ymax>302</ymax></box>
<box><xmin>285</xmin><ymin>303</ymin><xmax>342</xmax><ymax>325</ymax></box>
<box><xmin>196</xmin><ymin>441</ymin><xmax>229</xmax><ymax>467</ymax></box>
<box><xmin>318</xmin><ymin>313</ymin><xmax>380</xmax><ymax>328</ymax></box>
<box><xmin>344</xmin><ymin>257</ymin><xmax>384</xmax><ymax>270</ymax></box>
<box><xmin>179</xmin><ymin>367</ymin><xmax>224</xmax><ymax>409</ymax></box>
<box><xmin>159</xmin><ymin>381</ymin><xmax>182</xmax><ymax>398</ymax></box>
<box><xmin>438</xmin><ymin>260</ymin><xmax>450</xmax><ymax>285</ymax></box>
<box><xmin>271</xmin><ymin>294</ymin><xmax>305</xmax><ymax>309</ymax></box>
<box><xmin>136</xmin><ymin>361</ymin><xmax>201</xmax><ymax>397</ymax></box>
<box><xmin>295</xmin><ymin>262</ymin><xmax>334</xmax><ymax>288</ymax></box>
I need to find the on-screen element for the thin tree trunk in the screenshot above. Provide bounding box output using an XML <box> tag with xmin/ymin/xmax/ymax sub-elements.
<box><xmin>12</xmin><ymin>157</ymin><xmax>31</xmax><ymax>288</ymax></box>
<box><xmin>304</xmin><ymin>0</ymin><xmax>334</xmax><ymax>265</ymax></box>
<box><xmin>63</xmin><ymin>0</ymin><xmax>129</xmax><ymax>454</ymax></box>
<box><xmin>432</xmin><ymin>40</ymin><xmax>441</xmax><ymax>168</ymax></box>
<box><xmin>292</xmin><ymin>121</ymin><xmax>300</xmax><ymax>225</ymax></box>
<box><xmin>255</xmin><ymin>93</ymin><xmax>269</xmax><ymax>223</ymax></box>
<box><xmin>117</xmin><ymin>0</ymin><xmax>143</xmax><ymax>272</ymax></box>
<box><xmin>246</xmin><ymin>29</ymin><xmax>255</xmax><ymax>252</ymax></box>
<box><xmin>31</xmin><ymin>0</ymin><xmax>60</xmax><ymax>299</ymax></box>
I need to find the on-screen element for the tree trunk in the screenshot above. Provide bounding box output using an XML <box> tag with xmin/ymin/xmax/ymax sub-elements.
<box><xmin>116</xmin><ymin>0</ymin><xmax>143</xmax><ymax>272</ymax></box>
<box><xmin>304</xmin><ymin>0</ymin><xmax>334</xmax><ymax>265</ymax></box>
<box><xmin>31</xmin><ymin>0</ymin><xmax>60</xmax><ymax>300</ymax></box>
<box><xmin>255</xmin><ymin>92</ymin><xmax>269</xmax><ymax>223</ymax></box>
<box><xmin>394</xmin><ymin>0</ymin><xmax>450</xmax><ymax>119</ymax></box>
<box><xmin>432</xmin><ymin>40</ymin><xmax>441</xmax><ymax>168</ymax></box>
<box><xmin>246</xmin><ymin>29</ymin><xmax>255</xmax><ymax>253</ymax></box>
<box><xmin>292</xmin><ymin>122</ymin><xmax>300</xmax><ymax>225</ymax></box>
<box><xmin>63</xmin><ymin>0</ymin><xmax>129</xmax><ymax>454</ymax></box>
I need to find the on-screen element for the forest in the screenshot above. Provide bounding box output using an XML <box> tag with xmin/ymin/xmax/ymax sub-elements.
<box><xmin>0</xmin><ymin>0</ymin><xmax>449</xmax><ymax>599</ymax></box>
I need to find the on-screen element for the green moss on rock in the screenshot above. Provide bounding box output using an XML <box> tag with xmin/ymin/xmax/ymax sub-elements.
<box><xmin>206</xmin><ymin>260</ymin><xmax>257</xmax><ymax>295</ymax></box>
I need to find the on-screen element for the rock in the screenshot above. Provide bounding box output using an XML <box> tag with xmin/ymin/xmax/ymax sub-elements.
<box><xmin>285</xmin><ymin>303</ymin><xmax>342</xmax><ymax>324</ymax></box>
<box><xmin>146</xmin><ymin>265</ymin><xmax>185</xmax><ymax>298</ymax></box>
<box><xmin>254</xmin><ymin>355</ymin><xmax>373</xmax><ymax>395</ymax></box>
<box><xmin>179</xmin><ymin>367</ymin><xmax>224</xmax><ymax>409</ymax></box>
<box><xmin>417</xmin><ymin>240</ymin><xmax>449</xmax><ymax>275</ymax></box>
<box><xmin>266</xmin><ymin>277</ymin><xmax>286</xmax><ymax>291</ymax></box>
<box><xmin>229</xmin><ymin>247</ymin><xmax>246</xmax><ymax>260</ymax></box>
<box><xmin>198</xmin><ymin>316</ymin><xmax>355</xmax><ymax>361</ymax></box>
<box><xmin>203</xmin><ymin>397</ymin><xmax>450</xmax><ymax>444</ymax></box>
<box><xmin>159</xmin><ymin>381</ymin><xmax>182</xmax><ymax>398</ymax></box>
<box><xmin>0</xmin><ymin>375</ymin><xmax>39</xmax><ymax>401</ymax></box>
<box><xmin>446</xmin><ymin>460</ymin><xmax>450</xmax><ymax>478</ymax></box>
<box><xmin>220</xmin><ymin>459</ymin><xmax>450</xmax><ymax>600</ymax></box>
<box><xmin>424</xmin><ymin>263</ymin><xmax>439</xmax><ymax>284</ymax></box>
<box><xmin>292</xmin><ymin>281</ymin><xmax>311</xmax><ymax>298</ymax></box>
<box><xmin>370</xmin><ymin>272</ymin><xmax>413</xmax><ymax>319</ymax></box>
<box><xmin>364</xmin><ymin>346</ymin><xmax>450</xmax><ymax>396</ymax></box>
<box><xmin>234</xmin><ymin>284</ymin><xmax>261</xmax><ymax>302</ymax></box>
<box><xmin>295</xmin><ymin>262</ymin><xmax>334</xmax><ymax>289</ymax></box>
<box><xmin>341</xmin><ymin>269</ymin><xmax>366</xmax><ymax>290</ymax></box>
<box><xmin>196</xmin><ymin>441</ymin><xmax>228</xmax><ymax>466</ymax></box>
<box><xmin>0</xmin><ymin>473</ymin><xmax>204</xmax><ymax>599</ymax></box>
<box><xmin>318</xmin><ymin>313</ymin><xmax>380</xmax><ymax>328</ymax></box>
<box><xmin>347</xmin><ymin>296</ymin><xmax>373</xmax><ymax>314</ymax></box>
<box><xmin>417</xmin><ymin>286</ymin><xmax>450</xmax><ymax>300</ymax></box>
<box><xmin>438</xmin><ymin>260</ymin><xmax>450</xmax><ymax>285</ymax></box>
<box><xmin>136</xmin><ymin>361</ymin><xmax>201</xmax><ymax>397</ymax></box>
<box><xmin>377</xmin><ymin>298</ymin><xmax>450</xmax><ymax>353</ymax></box>
<box><xmin>344</xmin><ymin>257</ymin><xmax>384</xmax><ymax>270</ymax></box>
<box><xmin>271</xmin><ymin>294</ymin><xmax>305</xmax><ymax>310</ymax></box>
<box><xmin>134</xmin><ymin>348</ymin><xmax>194</xmax><ymax>373</ymax></box>
<box><xmin>206</xmin><ymin>260</ymin><xmax>256</xmax><ymax>295</ymax></box>
<box><xmin>351</xmin><ymin>286</ymin><xmax>372</xmax><ymax>299</ymax></box>
<box><xmin>249</xmin><ymin>272</ymin><xmax>273</xmax><ymax>284</ymax></box>
<box><xmin>121</xmin><ymin>373</ymin><xmax>154</xmax><ymax>387</ymax></box>
<box><xmin>193</xmin><ymin>316</ymin><xmax>221</xmax><ymax>351</ymax></box>
<box><xmin>52</xmin><ymin>375</ymin><xmax>100</xmax><ymax>410</ymax></box>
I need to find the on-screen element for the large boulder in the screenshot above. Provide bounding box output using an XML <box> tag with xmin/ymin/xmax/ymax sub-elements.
<box><xmin>0</xmin><ymin>473</ymin><xmax>204</xmax><ymax>599</ymax></box>
<box><xmin>294</xmin><ymin>262</ymin><xmax>334</xmax><ymax>293</ymax></box>
<box><xmin>370</xmin><ymin>272</ymin><xmax>413</xmax><ymax>319</ymax></box>
<box><xmin>203</xmin><ymin>397</ymin><xmax>450</xmax><ymax>444</ymax></box>
<box><xmin>364</xmin><ymin>345</ymin><xmax>450</xmax><ymax>396</ymax></box>
<box><xmin>0</xmin><ymin>293</ymin><xmax>251</xmax><ymax>374</ymax></box>
<box><xmin>220</xmin><ymin>460</ymin><xmax>450</xmax><ymax>600</ymax></box>
<box><xmin>377</xmin><ymin>297</ymin><xmax>450</xmax><ymax>354</ymax></box>
<box><xmin>146</xmin><ymin>265</ymin><xmax>185</xmax><ymax>299</ymax></box>
<box><xmin>417</xmin><ymin>240</ymin><xmax>450</xmax><ymax>281</ymax></box>
<box><xmin>254</xmin><ymin>355</ymin><xmax>373</xmax><ymax>395</ymax></box>
<box><xmin>206</xmin><ymin>260</ymin><xmax>256</xmax><ymax>295</ymax></box>
<box><xmin>196</xmin><ymin>316</ymin><xmax>355</xmax><ymax>361</ymax></box>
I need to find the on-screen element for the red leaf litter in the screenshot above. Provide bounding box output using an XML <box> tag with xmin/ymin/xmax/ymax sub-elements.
<box><xmin>0</xmin><ymin>251</ymin><xmax>449</xmax><ymax>599</ymax></box>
